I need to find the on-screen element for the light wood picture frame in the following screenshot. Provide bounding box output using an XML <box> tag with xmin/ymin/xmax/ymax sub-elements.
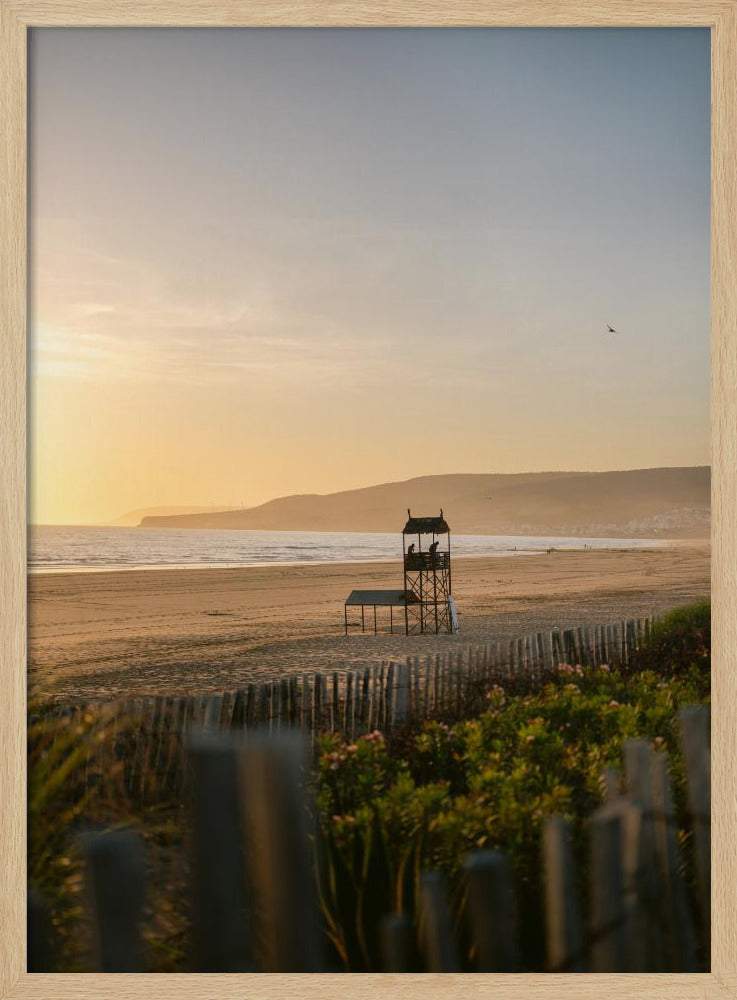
<box><xmin>1</xmin><ymin>3</ymin><xmax>735</xmax><ymax>998</ymax></box>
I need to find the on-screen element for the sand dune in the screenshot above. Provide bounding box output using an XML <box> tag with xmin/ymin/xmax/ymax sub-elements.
<box><xmin>140</xmin><ymin>467</ymin><xmax>710</xmax><ymax>538</ymax></box>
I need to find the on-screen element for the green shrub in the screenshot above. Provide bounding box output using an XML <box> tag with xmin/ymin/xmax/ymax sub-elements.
<box><xmin>28</xmin><ymin>709</ymin><xmax>191</xmax><ymax>972</ymax></box>
<box><xmin>316</xmin><ymin>661</ymin><xmax>708</xmax><ymax>971</ymax></box>
<box><xmin>628</xmin><ymin>599</ymin><xmax>710</xmax><ymax>682</ymax></box>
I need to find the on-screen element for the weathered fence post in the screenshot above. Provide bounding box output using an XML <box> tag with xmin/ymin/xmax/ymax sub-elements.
<box><xmin>381</xmin><ymin>661</ymin><xmax>392</xmax><ymax>728</ymax></box>
<box><xmin>331</xmin><ymin>672</ymin><xmax>340</xmax><ymax>732</ymax></box>
<box><xmin>203</xmin><ymin>694</ymin><xmax>221</xmax><ymax>731</ymax></box>
<box><xmin>624</xmin><ymin>739</ymin><xmax>666</xmax><ymax>970</ymax></box>
<box><xmin>316</xmin><ymin>673</ymin><xmax>327</xmax><ymax>731</ymax></box>
<box><xmin>457</xmin><ymin>649</ymin><xmax>466</xmax><ymax>709</ymax></box>
<box><xmin>679</xmin><ymin>705</ymin><xmax>711</xmax><ymax>949</ymax></box>
<box><xmin>288</xmin><ymin>675</ymin><xmax>298</xmax><ymax>727</ymax></box>
<box><xmin>360</xmin><ymin>666</ymin><xmax>370</xmax><ymax>734</ymax></box>
<box><xmin>220</xmin><ymin>691</ymin><xmax>234</xmax><ymax>728</ymax></box>
<box><xmin>379</xmin><ymin>662</ymin><xmax>389</xmax><ymax>729</ymax></box>
<box><xmin>366</xmin><ymin>664</ymin><xmax>377</xmax><ymax>731</ymax></box>
<box><xmin>543</xmin><ymin>815</ymin><xmax>585</xmax><ymax>971</ymax></box>
<box><xmin>412</xmin><ymin>655</ymin><xmax>421</xmax><ymax>721</ymax></box>
<box><xmin>432</xmin><ymin>653</ymin><xmax>441</xmax><ymax>713</ymax></box>
<box><xmin>273</xmin><ymin>680</ymin><xmax>283</xmax><ymax>731</ymax></box>
<box><xmin>345</xmin><ymin>671</ymin><xmax>354</xmax><ymax>737</ymax></box>
<box><xmin>650</xmin><ymin>750</ymin><xmax>699</xmax><ymax>971</ymax></box>
<box><xmin>419</xmin><ymin>871</ymin><xmax>460</xmax><ymax>972</ymax></box>
<box><xmin>390</xmin><ymin>661</ymin><xmax>411</xmax><ymax>728</ymax></box>
<box><xmin>256</xmin><ymin>683</ymin><xmax>269</xmax><ymax>726</ymax></box>
<box><xmin>463</xmin><ymin>850</ymin><xmax>518</xmax><ymax>971</ymax></box>
<box><xmin>239</xmin><ymin>731</ymin><xmax>321</xmax><ymax>972</ymax></box>
<box><xmin>188</xmin><ymin>730</ymin><xmax>251</xmax><ymax>971</ymax></box>
<box><xmin>589</xmin><ymin>807</ymin><xmax>626</xmax><ymax>972</ymax></box>
<box><xmin>230</xmin><ymin>688</ymin><xmax>247</xmax><ymax>729</ymax></box>
<box><xmin>82</xmin><ymin>830</ymin><xmax>146</xmax><ymax>972</ymax></box>
<box><xmin>594</xmin><ymin>794</ymin><xmax>649</xmax><ymax>972</ymax></box>
<box><xmin>550</xmin><ymin>629</ymin><xmax>560</xmax><ymax>668</ymax></box>
<box><xmin>299</xmin><ymin>674</ymin><xmax>310</xmax><ymax>731</ymax></box>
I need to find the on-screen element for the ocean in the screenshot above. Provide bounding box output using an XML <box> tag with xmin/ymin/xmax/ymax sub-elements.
<box><xmin>28</xmin><ymin>525</ymin><xmax>667</xmax><ymax>574</ymax></box>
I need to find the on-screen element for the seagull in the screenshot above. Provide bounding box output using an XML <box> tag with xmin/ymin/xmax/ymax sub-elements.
<box><xmin>605</xmin><ymin>324</ymin><xmax>618</xmax><ymax>333</ymax></box>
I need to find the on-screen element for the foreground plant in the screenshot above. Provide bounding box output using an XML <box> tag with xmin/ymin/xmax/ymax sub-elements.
<box><xmin>316</xmin><ymin>652</ymin><xmax>709</xmax><ymax>970</ymax></box>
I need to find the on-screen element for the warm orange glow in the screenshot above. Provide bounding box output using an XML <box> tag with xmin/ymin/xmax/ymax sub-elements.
<box><xmin>29</xmin><ymin>29</ymin><xmax>710</xmax><ymax>525</ymax></box>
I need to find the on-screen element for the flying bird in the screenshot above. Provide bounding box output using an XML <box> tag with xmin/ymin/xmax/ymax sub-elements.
<box><xmin>605</xmin><ymin>324</ymin><xmax>618</xmax><ymax>333</ymax></box>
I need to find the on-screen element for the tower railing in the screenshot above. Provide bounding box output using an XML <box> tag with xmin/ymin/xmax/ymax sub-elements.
<box><xmin>404</xmin><ymin>552</ymin><xmax>449</xmax><ymax>572</ymax></box>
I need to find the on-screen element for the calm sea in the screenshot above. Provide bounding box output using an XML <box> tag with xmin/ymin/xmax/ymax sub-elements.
<box><xmin>28</xmin><ymin>525</ymin><xmax>666</xmax><ymax>574</ymax></box>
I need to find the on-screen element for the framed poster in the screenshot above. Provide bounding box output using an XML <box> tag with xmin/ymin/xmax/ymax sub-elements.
<box><xmin>2</xmin><ymin>3</ymin><xmax>735</xmax><ymax>998</ymax></box>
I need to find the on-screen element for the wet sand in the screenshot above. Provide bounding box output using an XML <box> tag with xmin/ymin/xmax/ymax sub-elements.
<box><xmin>28</xmin><ymin>543</ymin><xmax>710</xmax><ymax>702</ymax></box>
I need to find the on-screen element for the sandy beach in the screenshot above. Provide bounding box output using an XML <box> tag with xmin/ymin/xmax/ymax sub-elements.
<box><xmin>27</xmin><ymin>543</ymin><xmax>710</xmax><ymax>703</ymax></box>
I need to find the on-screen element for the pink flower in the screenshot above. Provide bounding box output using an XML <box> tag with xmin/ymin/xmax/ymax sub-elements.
<box><xmin>328</xmin><ymin>750</ymin><xmax>348</xmax><ymax>769</ymax></box>
<box><xmin>608</xmin><ymin>700</ymin><xmax>620</xmax><ymax>708</ymax></box>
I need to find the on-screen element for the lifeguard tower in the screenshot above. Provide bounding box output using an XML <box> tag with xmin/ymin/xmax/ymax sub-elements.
<box><xmin>343</xmin><ymin>509</ymin><xmax>458</xmax><ymax>636</ymax></box>
<box><xmin>403</xmin><ymin>509</ymin><xmax>455</xmax><ymax>635</ymax></box>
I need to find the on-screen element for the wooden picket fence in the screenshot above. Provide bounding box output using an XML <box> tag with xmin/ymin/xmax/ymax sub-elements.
<box><xmin>28</xmin><ymin>704</ymin><xmax>710</xmax><ymax>973</ymax></box>
<box><xmin>29</xmin><ymin>616</ymin><xmax>654</xmax><ymax>805</ymax></box>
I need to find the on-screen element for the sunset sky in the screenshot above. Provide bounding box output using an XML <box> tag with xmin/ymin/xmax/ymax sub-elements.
<box><xmin>29</xmin><ymin>27</ymin><xmax>710</xmax><ymax>525</ymax></box>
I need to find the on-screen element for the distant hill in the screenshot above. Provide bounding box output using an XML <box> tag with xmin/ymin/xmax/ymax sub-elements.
<box><xmin>112</xmin><ymin>505</ymin><xmax>223</xmax><ymax>527</ymax></box>
<box><xmin>139</xmin><ymin>467</ymin><xmax>710</xmax><ymax>539</ymax></box>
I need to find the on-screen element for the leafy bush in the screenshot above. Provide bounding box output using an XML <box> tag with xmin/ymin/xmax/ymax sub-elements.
<box><xmin>27</xmin><ymin>709</ymin><xmax>123</xmax><ymax>970</ymax></box>
<box><xmin>28</xmin><ymin>709</ymin><xmax>191</xmax><ymax>972</ymax></box>
<box><xmin>627</xmin><ymin>599</ymin><xmax>710</xmax><ymax>681</ymax></box>
<box><xmin>316</xmin><ymin>658</ymin><xmax>709</xmax><ymax>970</ymax></box>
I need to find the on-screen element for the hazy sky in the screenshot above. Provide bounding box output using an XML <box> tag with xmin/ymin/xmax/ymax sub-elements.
<box><xmin>29</xmin><ymin>27</ymin><xmax>710</xmax><ymax>525</ymax></box>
